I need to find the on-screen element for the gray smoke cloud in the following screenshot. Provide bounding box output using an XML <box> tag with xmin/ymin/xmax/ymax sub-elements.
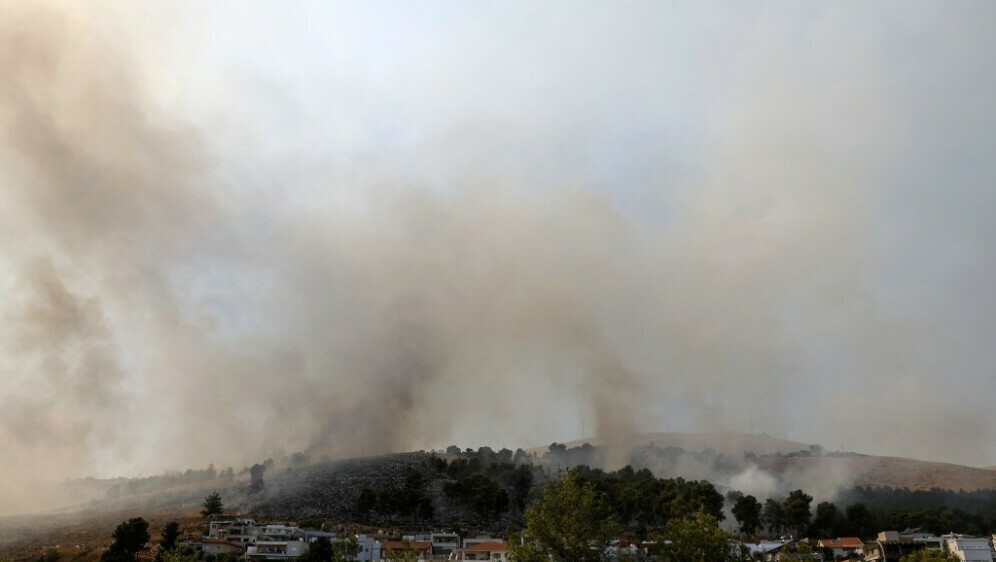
<box><xmin>1</xmin><ymin>2</ymin><xmax>994</xmax><ymax>515</ymax></box>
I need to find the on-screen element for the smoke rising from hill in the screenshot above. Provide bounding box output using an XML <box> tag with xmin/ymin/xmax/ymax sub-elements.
<box><xmin>1</xmin><ymin>2</ymin><xmax>994</xmax><ymax>515</ymax></box>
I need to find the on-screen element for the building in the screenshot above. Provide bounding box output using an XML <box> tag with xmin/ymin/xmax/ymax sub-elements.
<box><xmin>354</xmin><ymin>534</ymin><xmax>381</xmax><ymax>562</ymax></box>
<box><xmin>463</xmin><ymin>538</ymin><xmax>504</xmax><ymax>549</ymax></box>
<box><xmin>198</xmin><ymin>539</ymin><xmax>245</xmax><ymax>557</ymax></box>
<box><xmin>258</xmin><ymin>525</ymin><xmax>305</xmax><ymax>541</ymax></box>
<box><xmin>942</xmin><ymin>535</ymin><xmax>995</xmax><ymax>562</ymax></box>
<box><xmin>864</xmin><ymin>530</ymin><xmax>942</xmax><ymax>562</ymax></box>
<box><xmin>303</xmin><ymin>531</ymin><xmax>338</xmax><ymax>544</ymax></box>
<box><xmin>430</xmin><ymin>533</ymin><xmax>461</xmax><ymax>556</ymax></box>
<box><xmin>381</xmin><ymin>540</ymin><xmax>432</xmax><ymax>561</ymax></box>
<box><xmin>816</xmin><ymin>537</ymin><xmax>864</xmax><ymax>559</ymax></box>
<box><xmin>461</xmin><ymin>541</ymin><xmax>509</xmax><ymax>561</ymax></box>
<box><xmin>206</xmin><ymin>516</ymin><xmax>258</xmax><ymax>547</ymax></box>
<box><xmin>763</xmin><ymin>540</ymin><xmax>823</xmax><ymax>562</ymax></box>
<box><xmin>245</xmin><ymin>540</ymin><xmax>308</xmax><ymax>561</ymax></box>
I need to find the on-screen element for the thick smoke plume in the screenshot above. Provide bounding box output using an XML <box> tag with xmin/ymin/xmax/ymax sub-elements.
<box><xmin>1</xmin><ymin>2</ymin><xmax>995</xmax><ymax>516</ymax></box>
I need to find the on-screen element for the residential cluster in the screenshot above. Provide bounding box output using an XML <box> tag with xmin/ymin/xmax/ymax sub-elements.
<box><xmin>733</xmin><ymin>529</ymin><xmax>996</xmax><ymax>562</ymax></box>
<box><xmin>180</xmin><ymin>515</ymin><xmax>509</xmax><ymax>561</ymax></box>
<box><xmin>180</xmin><ymin>516</ymin><xmax>996</xmax><ymax>562</ymax></box>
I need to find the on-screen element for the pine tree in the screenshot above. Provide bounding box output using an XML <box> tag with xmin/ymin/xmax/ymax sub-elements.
<box><xmin>201</xmin><ymin>492</ymin><xmax>224</xmax><ymax>518</ymax></box>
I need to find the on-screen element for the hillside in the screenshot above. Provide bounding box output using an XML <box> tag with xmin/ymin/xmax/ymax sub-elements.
<box><xmin>757</xmin><ymin>454</ymin><xmax>996</xmax><ymax>492</ymax></box>
<box><xmin>533</xmin><ymin>431</ymin><xmax>996</xmax><ymax>493</ymax></box>
<box><xmin>532</xmin><ymin>431</ymin><xmax>813</xmax><ymax>457</ymax></box>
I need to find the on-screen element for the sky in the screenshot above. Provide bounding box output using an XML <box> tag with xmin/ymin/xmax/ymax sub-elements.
<box><xmin>0</xmin><ymin>1</ymin><xmax>994</xmax><ymax>514</ymax></box>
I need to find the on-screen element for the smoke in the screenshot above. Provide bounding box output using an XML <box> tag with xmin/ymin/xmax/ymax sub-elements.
<box><xmin>1</xmin><ymin>2</ymin><xmax>995</xmax><ymax>516</ymax></box>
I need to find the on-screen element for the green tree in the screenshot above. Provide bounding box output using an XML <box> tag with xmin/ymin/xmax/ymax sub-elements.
<box><xmin>763</xmin><ymin>498</ymin><xmax>786</xmax><ymax>535</ymax></box>
<box><xmin>156</xmin><ymin>522</ymin><xmax>181</xmax><ymax>562</ymax></box>
<box><xmin>201</xmin><ymin>492</ymin><xmax>224</xmax><ymax>518</ymax></box>
<box><xmin>809</xmin><ymin>502</ymin><xmax>841</xmax><ymax>538</ymax></box>
<box><xmin>659</xmin><ymin>511</ymin><xmax>749</xmax><ymax>562</ymax></box>
<box><xmin>845</xmin><ymin>503</ymin><xmax>877</xmax><ymax>539</ymax></box>
<box><xmin>158</xmin><ymin>550</ymin><xmax>198</xmax><ymax>562</ymax></box>
<box><xmin>301</xmin><ymin>538</ymin><xmax>332</xmax><ymax>562</ymax></box>
<box><xmin>101</xmin><ymin>517</ymin><xmax>151</xmax><ymax>562</ymax></box>
<box><xmin>783</xmin><ymin>490</ymin><xmax>813</xmax><ymax>536</ymax></box>
<box><xmin>301</xmin><ymin>537</ymin><xmax>360</xmax><ymax>562</ymax></box>
<box><xmin>250</xmin><ymin>463</ymin><xmax>266</xmax><ymax>494</ymax></box>
<box><xmin>512</xmin><ymin>469</ymin><xmax>618</xmax><ymax>562</ymax></box>
<box><xmin>732</xmin><ymin>495</ymin><xmax>762</xmax><ymax>535</ymax></box>
<box><xmin>899</xmin><ymin>550</ymin><xmax>960</xmax><ymax>562</ymax></box>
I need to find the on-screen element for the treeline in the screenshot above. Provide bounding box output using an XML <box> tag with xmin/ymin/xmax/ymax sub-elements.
<box><xmin>573</xmin><ymin>465</ymin><xmax>726</xmax><ymax>531</ymax></box>
<box><xmin>334</xmin><ymin>447</ymin><xmax>996</xmax><ymax>538</ymax></box>
<box><xmin>353</xmin><ymin>469</ymin><xmax>435</xmax><ymax>522</ymax></box>
<box><xmin>105</xmin><ymin>465</ymin><xmax>235</xmax><ymax>499</ymax></box>
<box><xmin>837</xmin><ymin>486</ymin><xmax>996</xmax><ymax>537</ymax></box>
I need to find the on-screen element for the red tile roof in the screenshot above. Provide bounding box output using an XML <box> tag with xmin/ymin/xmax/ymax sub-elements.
<box><xmin>819</xmin><ymin>538</ymin><xmax>864</xmax><ymax>549</ymax></box>
<box><xmin>464</xmin><ymin>542</ymin><xmax>508</xmax><ymax>553</ymax></box>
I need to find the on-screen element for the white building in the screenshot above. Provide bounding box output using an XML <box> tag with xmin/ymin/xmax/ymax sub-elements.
<box><xmin>258</xmin><ymin>525</ymin><xmax>305</xmax><ymax>541</ymax></box>
<box><xmin>245</xmin><ymin>540</ymin><xmax>308</xmax><ymax>561</ymax></box>
<box><xmin>354</xmin><ymin>534</ymin><xmax>381</xmax><ymax>562</ymax></box>
<box><xmin>943</xmin><ymin>536</ymin><xmax>995</xmax><ymax>562</ymax></box>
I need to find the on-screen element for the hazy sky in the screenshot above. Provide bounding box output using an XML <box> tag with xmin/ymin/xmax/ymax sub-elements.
<box><xmin>1</xmin><ymin>1</ymin><xmax>994</xmax><ymax>513</ymax></box>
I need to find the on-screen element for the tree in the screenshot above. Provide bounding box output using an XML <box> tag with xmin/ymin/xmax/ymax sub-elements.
<box><xmin>158</xmin><ymin>521</ymin><xmax>181</xmax><ymax>560</ymax></box>
<box><xmin>732</xmin><ymin>495</ymin><xmax>762</xmax><ymax>535</ymax></box>
<box><xmin>809</xmin><ymin>502</ymin><xmax>841</xmax><ymax>538</ymax></box>
<box><xmin>900</xmin><ymin>551</ymin><xmax>960</xmax><ymax>562</ymax></box>
<box><xmin>659</xmin><ymin>511</ymin><xmax>749</xmax><ymax>562</ymax></box>
<box><xmin>783</xmin><ymin>490</ymin><xmax>813</xmax><ymax>536</ymax></box>
<box><xmin>763</xmin><ymin>498</ymin><xmax>786</xmax><ymax>535</ymax></box>
<box><xmin>511</xmin><ymin>469</ymin><xmax>618</xmax><ymax>562</ymax></box>
<box><xmin>250</xmin><ymin>463</ymin><xmax>266</xmax><ymax>494</ymax></box>
<box><xmin>301</xmin><ymin>536</ymin><xmax>360</xmax><ymax>562</ymax></box>
<box><xmin>845</xmin><ymin>503</ymin><xmax>877</xmax><ymax>539</ymax></box>
<box><xmin>201</xmin><ymin>492</ymin><xmax>224</xmax><ymax>518</ymax></box>
<box><xmin>158</xmin><ymin>551</ymin><xmax>197</xmax><ymax>562</ymax></box>
<box><xmin>101</xmin><ymin>517</ymin><xmax>150</xmax><ymax>562</ymax></box>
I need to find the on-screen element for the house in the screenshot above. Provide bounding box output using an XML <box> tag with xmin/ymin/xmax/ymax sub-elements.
<box><xmin>864</xmin><ymin>530</ymin><xmax>942</xmax><ymax>562</ymax></box>
<box><xmin>431</xmin><ymin>533</ymin><xmax>461</xmax><ymax>556</ymax></box>
<box><xmin>816</xmin><ymin>537</ymin><xmax>864</xmax><ymax>559</ymax></box>
<box><xmin>381</xmin><ymin>540</ymin><xmax>432</xmax><ymax>561</ymax></box>
<box><xmin>354</xmin><ymin>534</ymin><xmax>382</xmax><ymax>562</ymax></box>
<box><xmin>764</xmin><ymin>540</ymin><xmax>823</xmax><ymax>562</ymax></box>
<box><xmin>245</xmin><ymin>540</ymin><xmax>308</xmax><ymax>561</ymax></box>
<box><xmin>206</xmin><ymin>516</ymin><xmax>257</xmax><ymax>547</ymax></box>
<box><xmin>461</xmin><ymin>541</ymin><xmax>508</xmax><ymax>561</ymax></box>
<box><xmin>740</xmin><ymin>541</ymin><xmax>794</xmax><ymax>559</ymax></box>
<box><xmin>198</xmin><ymin>539</ymin><xmax>245</xmax><ymax>557</ymax></box>
<box><xmin>303</xmin><ymin>531</ymin><xmax>338</xmax><ymax>544</ymax></box>
<box><xmin>463</xmin><ymin>537</ymin><xmax>504</xmax><ymax>550</ymax></box>
<box><xmin>258</xmin><ymin>525</ymin><xmax>305</xmax><ymax>541</ymax></box>
<box><xmin>942</xmin><ymin>535</ymin><xmax>995</xmax><ymax>562</ymax></box>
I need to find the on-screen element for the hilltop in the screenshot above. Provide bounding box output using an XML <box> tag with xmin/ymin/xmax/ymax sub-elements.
<box><xmin>532</xmin><ymin>431</ymin><xmax>996</xmax><ymax>493</ymax></box>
